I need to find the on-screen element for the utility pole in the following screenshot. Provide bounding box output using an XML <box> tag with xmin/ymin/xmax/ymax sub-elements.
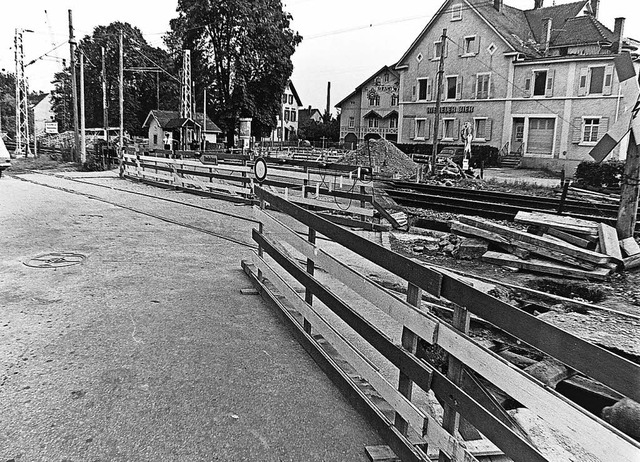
<box><xmin>203</xmin><ymin>88</ymin><xmax>207</xmax><ymax>150</ymax></box>
<box><xmin>431</xmin><ymin>28</ymin><xmax>447</xmax><ymax>176</ymax></box>
<box><xmin>79</xmin><ymin>50</ymin><xmax>86</xmax><ymax>163</ymax></box>
<box><xmin>119</xmin><ymin>29</ymin><xmax>124</xmax><ymax>153</ymax></box>
<box><xmin>68</xmin><ymin>10</ymin><xmax>80</xmax><ymax>162</ymax></box>
<box><xmin>14</xmin><ymin>28</ymin><xmax>32</xmax><ymax>157</ymax></box>
<box><xmin>101</xmin><ymin>47</ymin><xmax>108</xmax><ymax>142</ymax></box>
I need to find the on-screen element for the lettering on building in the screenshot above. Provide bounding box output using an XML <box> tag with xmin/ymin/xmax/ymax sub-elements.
<box><xmin>426</xmin><ymin>106</ymin><xmax>475</xmax><ymax>114</ymax></box>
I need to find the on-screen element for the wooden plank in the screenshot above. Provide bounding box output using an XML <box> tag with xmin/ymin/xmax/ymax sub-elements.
<box><xmin>620</xmin><ymin>237</ymin><xmax>640</xmax><ymax>257</ymax></box>
<box><xmin>254</xmin><ymin>207</ymin><xmax>439</xmax><ymax>343</ymax></box>
<box><xmin>514</xmin><ymin>211</ymin><xmax>599</xmax><ymax>236</ymax></box>
<box><xmin>435</xmin><ymin>323</ymin><xmax>640</xmax><ymax>462</ymax></box>
<box><xmin>451</xmin><ymin>221</ymin><xmax>510</xmax><ymax>245</ymax></box>
<box><xmin>598</xmin><ymin>222</ymin><xmax>623</xmax><ymax>262</ymax></box>
<box><xmin>253</xmin><ymin>230</ymin><xmax>548</xmax><ymax>462</ymax></box>
<box><xmin>623</xmin><ymin>254</ymin><xmax>640</xmax><ymax>271</ymax></box>
<box><xmin>460</xmin><ymin>216</ymin><xmax>610</xmax><ymax>265</ymax></box>
<box><xmin>240</xmin><ymin>261</ymin><xmax>427</xmax><ymax>462</ymax></box>
<box><xmin>546</xmin><ymin>227</ymin><xmax>590</xmax><ymax>249</ymax></box>
<box><xmin>255</xmin><ymin>187</ymin><xmax>443</xmax><ymax>297</ymax></box>
<box><xmin>482</xmin><ymin>251</ymin><xmax>611</xmax><ymax>280</ymax></box>
<box><xmin>439</xmin><ymin>272</ymin><xmax>640</xmax><ymax>404</ymax></box>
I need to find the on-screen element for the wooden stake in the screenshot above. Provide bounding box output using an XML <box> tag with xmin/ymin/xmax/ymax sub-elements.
<box><xmin>617</xmin><ymin>132</ymin><xmax>640</xmax><ymax>239</ymax></box>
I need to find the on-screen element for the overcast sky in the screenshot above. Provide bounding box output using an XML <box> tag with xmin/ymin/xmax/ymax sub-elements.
<box><xmin>1</xmin><ymin>0</ymin><xmax>639</xmax><ymax>116</ymax></box>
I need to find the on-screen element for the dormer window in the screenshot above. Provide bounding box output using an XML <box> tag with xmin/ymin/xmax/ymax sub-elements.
<box><xmin>451</xmin><ymin>3</ymin><xmax>462</xmax><ymax>20</ymax></box>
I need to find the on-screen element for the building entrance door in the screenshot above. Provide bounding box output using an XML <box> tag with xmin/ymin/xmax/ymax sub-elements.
<box><xmin>526</xmin><ymin>118</ymin><xmax>555</xmax><ymax>156</ymax></box>
<box><xmin>511</xmin><ymin>118</ymin><xmax>525</xmax><ymax>154</ymax></box>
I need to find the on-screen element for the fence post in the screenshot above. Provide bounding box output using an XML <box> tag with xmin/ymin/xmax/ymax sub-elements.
<box><xmin>394</xmin><ymin>282</ymin><xmax>422</xmax><ymax>435</ymax></box>
<box><xmin>303</xmin><ymin>227</ymin><xmax>316</xmax><ymax>334</ymax></box>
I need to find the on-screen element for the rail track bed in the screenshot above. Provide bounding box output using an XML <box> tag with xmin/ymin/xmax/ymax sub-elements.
<box><xmin>384</xmin><ymin>180</ymin><xmax>625</xmax><ymax>227</ymax></box>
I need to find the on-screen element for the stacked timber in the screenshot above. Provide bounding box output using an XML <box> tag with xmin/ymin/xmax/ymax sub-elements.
<box><xmin>450</xmin><ymin>211</ymin><xmax>639</xmax><ymax>280</ymax></box>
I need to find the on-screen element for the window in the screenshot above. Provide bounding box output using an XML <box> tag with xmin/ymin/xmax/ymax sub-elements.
<box><xmin>476</xmin><ymin>74</ymin><xmax>490</xmax><ymax>99</ymax></box>
<box><xmin>288</xmin><ymin>95</ymin><xmax>294</xmax><ymax>105</ymax></box>
<box><xmin>391</xmin><ymin>94</ymin><xmax>398</xmax><ymax>106</ymax></box>
<box><xmin>464</xmin><ymin>36</ymin><xmax>476</xmax><ymax>55</ymax></box>
<box><xmin>444</xmin><ymin>118</ymin><xmax>456</xmax><ymax>139</ymax></box>
<box><xmin>583</xmin><ymin>118</ymin><xmax>600</xmax><ymax>143</ymax></box>
<box><xmin>418</xmin><ymin>78</ymin><xmax>428</xmax><ymax>100</ymax></box>
<box><xmin>368</xmin><ymin>117</ymin><xmax>379</xmax><ymax>128</ymax></box>
<box><xmin>416</xmin><ymin>119</ymin><xmax>427</xmax><ymax>139</ymax></box>
<box><xmin>474</xmin><ymin>118</ymin><xmax>487</xmax><ymax>140</ymax></box>
<box><xmin>446</xmin><ymin>76</ymin><xmax>458</xmax><ymax>100</ymax></box>
<box><xmin>291</xmin><ymin>110</ymin><xmax>296</xmax><ymax>122</ymax></box>
<box><xmin>369</xmin><ymin>94</ymin><xmax>380</xmax><ymax>106</ymax></box>
<box><xmin>533</xmin><ymin>70</ymin><xmax>547</xmax><ymax>96</ymax></box>
<box><xmin>348</xmin><ymin>117</ymin><xmax>355</xmax><ymax>128</ymax></box>
<box><xmin>389</xmin><ymin>117</ymin><xmax>398</xmax><ymax>129</ymax></box>
<box><xmin>434</xmin><ymin>41</ymin><xmax>443</xmax><ymax>59</ymax></box>
<box><xmin>384</xmin><ymin>73</ymin><xmax>390</xmax><ymax>82</ymax></box>
<box><xmin>451</xmin><ymin>3</ymin><xmax>462</xmax><ymax>20</ymax></box>
<box><xmin>282</xmin><ymin>94</ymin><xmax>287</xmax><ymax>103</ymax></box>
<box><xmin>589</xmin><ymin>66</ymin><xmax>605</xmax><ymax>94</ymax></box>
<box><xmin>284</xmin><ymin>109</ymin><xmax>290</xmax><ymax>122</ymax></box>
<box><xmin>153</xmin><ymin>134</ymin><xmax>158</xmax><ymax>145</ymax></box>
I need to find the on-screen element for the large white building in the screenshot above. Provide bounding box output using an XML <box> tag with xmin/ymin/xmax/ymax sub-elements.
<box><xmin>337</xmin><ymin>0</ymin><xmax>640</xmax><ymax>173</ymax></box>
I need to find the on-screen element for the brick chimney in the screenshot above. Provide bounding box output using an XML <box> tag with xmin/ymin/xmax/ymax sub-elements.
<box><xmin>590</xmin><ymin>0</ymin><xmax>599</xmax><ymax>19</ymax></box>
<box><xmin>614</xmin><ymin>17</ymin><xmax>625</xmax><ymax>53</ymax></box>
<box><xmin>542</xmin><ymin>18</ymin><xmax>553</xmax><ymax>54</ymax></box>
<box><xmin>494</xmin><ymin>0</ymin><xmax>503</xmax><ymax>12</ymax></box>
<box><xmin>534</xmin><ymin>0</ymin><xmax>544</xmax><ymax>9</ymax></box>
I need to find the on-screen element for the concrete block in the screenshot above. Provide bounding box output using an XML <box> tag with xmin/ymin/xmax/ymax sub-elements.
<box><xmin>453</xmin><ymin>237</ymin><xmax>489</xmax><ymax>260</ymax></box>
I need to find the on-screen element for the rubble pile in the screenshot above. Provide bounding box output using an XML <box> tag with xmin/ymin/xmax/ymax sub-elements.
<box><xmin>337</xmin><ymin>139</ymin><xmax>420</xmax><ymax>179</ymax></box>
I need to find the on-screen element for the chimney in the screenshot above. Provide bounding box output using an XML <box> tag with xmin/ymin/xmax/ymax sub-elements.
<box><xmin>534</xmin><ymin>0</ymin><xmax>544</xmax><ymax>9</ymax></box>
<box><xmin>542</xmin><ymin>17</ymin><xmax>552</xmax><ymax>54</ymax></box>
<box><xmin>614</xmin><ymin>17</ymin><xmax>625</xmax><ymax>53</ymax></box>
<box><xmin>326</xmin><ymin>82</ymin><xmax>331</xmax><ymax>117</ymax></box>
<box><xmin>494</xmin><ymin>0</ymin><xmax>503</xmax><ymax>12</ymax></box>
<box><xmin>590</xmin><ymin>0</ymin><xmax>599</xmax><ymax>19</ymax></box>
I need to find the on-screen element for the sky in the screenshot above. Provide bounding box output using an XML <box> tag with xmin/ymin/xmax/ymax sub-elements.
<box><xmin>1</xmin><ymin>0</ymin><xmax>639</xmax><ymax>116</ymax></box>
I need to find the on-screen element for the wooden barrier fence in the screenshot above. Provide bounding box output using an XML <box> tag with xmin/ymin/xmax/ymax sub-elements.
<box><xmin>122</xmin><ymin>148</ymin><xmax>385</xmax><ymax>230</ymax></box>
<box><xmin>243</xmin><ymin>185</ymin><xmax>640</xmax><ymax>462</ymax></box>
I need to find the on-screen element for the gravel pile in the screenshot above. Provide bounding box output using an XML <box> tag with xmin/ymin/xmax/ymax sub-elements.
<box><xmin>337</xmin><ymin>139</ymin><xmax>420</xmax><ymax>180</ymax></box>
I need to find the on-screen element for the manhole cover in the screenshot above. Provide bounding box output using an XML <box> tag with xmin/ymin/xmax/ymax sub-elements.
<box><xmin>24</xmin><ymin>252</ymin><xmax>87</xmax><ymax>268</ymax></box>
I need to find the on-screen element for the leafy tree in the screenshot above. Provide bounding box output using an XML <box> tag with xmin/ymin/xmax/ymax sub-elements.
<box><xmin>0</xmin><ymin>72</ymin><xmax>17</xmax><ymax>138</ymax></box>
<box><xmin>166</xmin><ymin>0</ymin><xmax>302</xmax><ymax>145</ymax></box>
<box><xmin>298</xmin><ymin>112</ymin><xmax>340</xmax><ymax>143</ymax></box>
<box><xmin>51</xmin><ymin>22</ymin><xmax>180</xmax><ymax>137</ymax></box>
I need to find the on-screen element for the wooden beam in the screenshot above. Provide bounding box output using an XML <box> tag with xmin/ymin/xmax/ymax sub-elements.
<box><xmin>481</xmin><ymin>251</ymin><xmax>611</xmax><ymax>280</ymax></box>
<box><xmin>514</xmin><ymin>211</ymin><xmax>599</xmax><ymax>236</ymax></box>
<box><xmin>546</xmin><ymin>227</ymin><xmax>591</xmax><ymax>249</ymax></box>
<box><xmin>617</xmin><ymin>132</ymin><xmax>640</xmax><ymax>239</ymax></box>
<box><xmin>620</xmin><ymin>237</ymin><xmax>640</xmax><ymax>257</ymax></box>
<box><xmin>598</xmin><ymin>222</ymin><xmax>623</xmax><ymax>263</ymax></box>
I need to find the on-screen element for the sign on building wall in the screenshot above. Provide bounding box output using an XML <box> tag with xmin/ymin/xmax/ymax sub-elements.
<box><xmin>44</xmin><ymin>122</ymin><xmax>59</xmax><ymax>134</ymax></box>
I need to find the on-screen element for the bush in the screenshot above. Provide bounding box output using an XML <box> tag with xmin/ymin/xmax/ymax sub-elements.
<box><xmin>574</xmin><ymin>160</ymin><xmax>624</xmax><ymax>188</ymax></box>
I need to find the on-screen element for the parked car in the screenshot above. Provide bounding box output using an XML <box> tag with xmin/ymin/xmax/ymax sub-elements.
<box><xmin>0</xmin><ymin>136</ymin><xmax>11</xmax><ymax>176</ymax></box>
<box><xmin>435</xmin><ymin>146</ymin><xmax>465</xmax><ymax>173</ymax></box>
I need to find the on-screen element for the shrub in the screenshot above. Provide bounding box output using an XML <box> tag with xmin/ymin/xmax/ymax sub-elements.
<box><xmin>574</xmin><ymin>160</ymin><xmax>624</xmax><ymax>189</ymax></box>
<box><xmin>394</xmin><ymin>143</ymin><xmax>499</xmax><ymax>167</ymax></box>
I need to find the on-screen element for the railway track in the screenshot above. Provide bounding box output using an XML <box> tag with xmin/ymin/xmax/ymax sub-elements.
<box><xmin>384</xmin><ymin>180</ymin><xmax>623</xmax><ymax>227</ymax></box>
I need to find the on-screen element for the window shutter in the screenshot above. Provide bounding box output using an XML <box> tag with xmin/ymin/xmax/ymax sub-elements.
<box><xmin>572</xmin><ymin>117</ymin><xmax>583</xmax><ymax>143</ymax></box>
<box><xmin>427</xmin><ymin>77</ymin><xmax>432</xmax><ymax>101</ymax></box>
<box><xmin>426</xmin><ymin>119</ymin><xmax>432</xmax><ymax>140</ymax></box>
<box><xmin>455</xmin><ymin>119</ymin><xmax>461</xmax><ymax>140</ymax></box>
<box><xmin>578</xmin><ymin>68</ymin><xmax>589</xmax><ymax>96</ymax></box>
<box><xmin>475</xmin><ymin>36</ymin><xmax>482</xmax><ymax>55</ymax></box>
<box><xmin>489</xmin><ymin>76</ymin><xmax>495</xmax><ymax>99</ymax></box>
<box><xmin>458</xmin><ymin>39</ymin><xmax>464</xmax><ymax>57</ymax></box>
<box><xmin>438</xmin><ymin>122</ymin><xmax>444</xmax><ymax>140</ymax></box>
<box><xmin>456</xmin><ymin>76</ymin><xmax>463</xmax><ymax>100</ymax></box>
<box><xmin>486</xmin><ymin>119</ymin><xmax>493</xmax><ymax>141</ymax></box>
<box><xmin>410</xmin><ymin>119</ymin><xmax>416</xmax><ymax>139</ymax></box>
<box><xmin>603</xmin><ymin>65</ymin><xmax>614</xmax><ymax>96</ymax></box>
<box><xmin>470</xmin><ymin>74</ymin><xmax>477</xmax><ymax>99</ymax></box>
<box><xmin>545</xmin><ymin>69</ymin><xmax>555</xmax><ymax>97</ymax></box>
<box><xmin>600</xmin><ymin>117</ymin><xmax>609</xmax><ymax>139</ymax></box>
<box><xmin>524</xmin><ymin>77</ymin><xmax>532</xmax><ymax>98</ymax></box>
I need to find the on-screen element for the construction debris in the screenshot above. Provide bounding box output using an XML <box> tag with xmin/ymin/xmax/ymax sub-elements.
<box><xmin>337</xmin><ymin>139</ymin><xmax>421</xmax><ymax>180</ymax></box>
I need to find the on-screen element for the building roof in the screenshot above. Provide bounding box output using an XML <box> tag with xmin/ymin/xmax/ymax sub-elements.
<box><xmin>396</xmin><ymin>0</ymin><xmax>626</xmax><ymax>66</ymax></box>
<box><xmin>287</xmin><ymin>81</ymin><xmax>303</xmax><ymax>107</ymax></box>
<box><xmin>335</xmin><ymin>64</ymin><xmax>399</xmax><ymax>108</ymax></box>
<box><xmin>299</xmin><ymin>107</ymin><xmax>323</xmax><ymax>123</ymax></box>
<box><xmin>143</xmin><ymin>110</ymin><xmax>221</xmax><ymax>133</ymax></box>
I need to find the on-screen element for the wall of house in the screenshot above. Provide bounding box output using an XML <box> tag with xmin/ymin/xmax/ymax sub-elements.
<box><xmin>33</xmin><ymin>95</ymin><xmax>55</xmax><ymax>136</ymax></box>
<box><xmin>512</xmin><ymin>56</ymin><xmax>624</xmax><ymax>174</ymax></box>
<box><xmin>397</xmin><ymin>0</ymin><xmax>513</xmax><ymax>151</ymax></box>
<box><xmin>338</xmin><ymin>94</ymin><xmax>363</xmax><ymax>142</ymax></box>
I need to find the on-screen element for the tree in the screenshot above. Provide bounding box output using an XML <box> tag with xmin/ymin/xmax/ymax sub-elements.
<box><xmin>51</xmin><ymin>22</ymin><xmax>180</xmax><ymax>137</ymax></box>
<box><xmin>166</xmin><ymin>0</ymin><xmax>302</xmax><ymax>146</ymax></box>
<box><xmin>298</xmin><ymin>112</ymin><xmax>340</xmax><ymax>144</ymax></box>
<box><xmin>0</xmin><ymin>72</ymin><xmax>17</xmax><ymax>137</ymax></box>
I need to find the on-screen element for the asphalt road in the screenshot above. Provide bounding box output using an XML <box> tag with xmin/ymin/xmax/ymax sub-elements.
<box><xmin>0</xmin><ymin>173</ymin><xmax>382</xmax><ymax>461</ymax></box>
